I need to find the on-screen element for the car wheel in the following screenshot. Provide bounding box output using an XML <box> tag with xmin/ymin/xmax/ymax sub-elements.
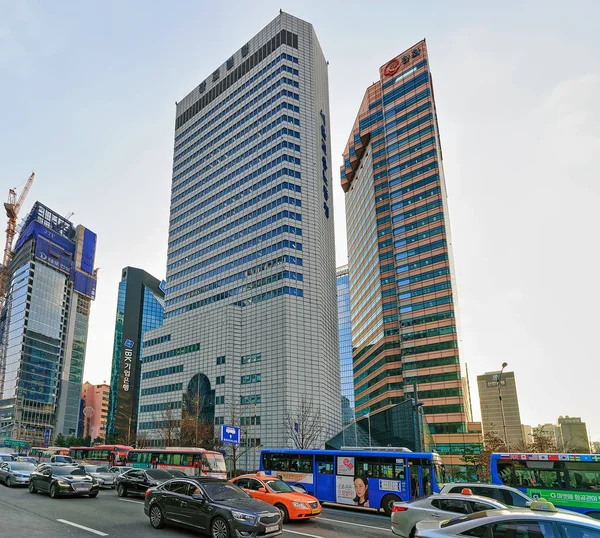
<box><xmin>211</xmin><ymin>516</ymin><xmax>230</xmax><ymax>538</ymax></box>
<box><xmin>409</xmin><ymin>526</ymin><xmax>417</xmax><ymax>538</ymax></box>
<box><xmin>89</xmin><ymin>492</ymin><xmax>98</xmax><ymax>498</ymax></box>
<box><xmin>29</xmin><ymin>481</ymin><xmax>37</xmax><ymax>494</ymax></box>
<box><xmin>117</xmin><ymin>484</ymin><xmax>127</xmax><ymax>497</ymax></box>
<box><xmin>276</xmin><ymin>504</ymin><xmax>289</xmax><ymax>523</ymax></box>
<box><xmin>49</xmin><ymin>484</ymin><xmax>59</xmax><ymax>499</ymax></box>
<box><xmin>149</xmin><ymin>505</ymin><xmax>165</xmax><ymax>529</ymax></box>
<box><xmin>381</xmin><ymin>494</ymin><xmax>400</xmax><ymax>517</ymax></box>
<box><xmin>6</xmin><ymin>476</ymin><xmax>13</xmax><ymax>488</ymax></box>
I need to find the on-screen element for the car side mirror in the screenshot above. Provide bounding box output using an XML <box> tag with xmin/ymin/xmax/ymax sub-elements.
<box><xmin>192</xmin><ymin>493</ymin><xmax>205</xmax><ymax>502</ymax></box>
<box><xmin>258</xmin><ymin>487</ymin><xmax>267</xmax><ymax>493</ymax></box>
<box><xmin>525</xmin><ymin>501</ymin><xmax>533</xmax><ymax>508</ymax></box>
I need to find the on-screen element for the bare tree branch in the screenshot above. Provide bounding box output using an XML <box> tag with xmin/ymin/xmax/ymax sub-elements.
<box><xmin>284</xmin><ymin>397</ymin><xmax>323</xmax><ymax>449</ymax></box>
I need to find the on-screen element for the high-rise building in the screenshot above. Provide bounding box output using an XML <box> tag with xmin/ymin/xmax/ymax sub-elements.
<box><xmin>337</xmin><ymin>265</ymin><xmax>354</xmax><ymax>425</ymax></box>
<box><xmin>81</xmin><ymin>381</ymin><xmax>110</xmax><ymax>440</ymax></box>
<box><xmin>138</xmin><ymin>13</ymin><xmax>340</xmax><ymax>456</ymax></box>
<box><xmin>341</xmin><ymin>40</ymin><xmax>478</xmax><ymax>461</ymax></box>
<box><xmin>0</xmin><ymin>202</ymin><xmax>97</xmax><ymax>444</ymax></box>
<box><xmin>477</xmin><ymin>370</ymin><xmax>525</xmax><ymax>448</ymax></box>
<box><xmin>558</xmin><ymin>416</ymin><xmax>590</xmax><ymax>453</ymax></box>
<box><xmin>592</xmin><ymin>441</ymin><xmax>600</xmax><ymax>454</ymax></box>
<box><xmin>532</xmin><ymin>423</ymin><xmax>561</xmax><ymax>448</ymax></box>
<box><xmin>107</xmin><ymin>267</ymin><xmax>164</xmax><ymax>444</ymax></box>
<box><xmin>522</xmin><ymin>424</ymin><xmax>534</xmax><ymax>445</ymax></box>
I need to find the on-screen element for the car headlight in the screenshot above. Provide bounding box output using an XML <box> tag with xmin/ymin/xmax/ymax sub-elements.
<box><xmin>231</xmin><ymin>510</ymin><xmax>257</xmax><ymax>524</ymax></box>
<box><xmin>96</xmin><ymin>478</ymin><xmax>104</xmax><ymax>484</ymax></box>
<box><xmin>292</xmin><ymin>502</ymin><xmax>309</xmax><ymax>509</ymax></box>
<box><xmin>57</xmin><ymin>480</ymin><xmax>70</xmax><ymax>487</ymax></box>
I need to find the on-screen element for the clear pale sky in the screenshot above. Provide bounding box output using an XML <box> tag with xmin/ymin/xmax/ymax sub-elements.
<box><xmin>1</xmin><ymin>1</ymin><xmax>598</xmax><ymax>441</ymax></box>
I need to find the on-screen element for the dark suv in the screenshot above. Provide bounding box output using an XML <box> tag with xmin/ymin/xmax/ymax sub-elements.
<box><xmin>144</xmin><ymin>477</ymin><xmax>282</xmax><ymax>537</ymax></box>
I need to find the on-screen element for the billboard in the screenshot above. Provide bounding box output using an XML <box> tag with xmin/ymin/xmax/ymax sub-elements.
<box><xmin>16</xmin><ymin>221</ymin><xmax>75</xmax><ymax>253</ymax></box>
<box><xmin>35</xmin><ymin>236</ymin><xmax>73</xmax><ymax>274</ymax></box>
<box><xmin>73</xmin><ymin>270</ymin><xmax>97</xmax><ymax>299</ymax></box>
<box><xmin>81</xmin><ymin>228</ymin><xmax>97</xmax><ymax>274</ymax></box>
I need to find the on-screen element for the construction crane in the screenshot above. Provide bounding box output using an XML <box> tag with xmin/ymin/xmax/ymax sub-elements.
<box><xmin>0</xmin><ymin>173</ymin><xmax>35</xmax><ymax>311</ymax></box>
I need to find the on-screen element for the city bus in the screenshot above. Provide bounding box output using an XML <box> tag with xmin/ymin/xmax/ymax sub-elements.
<box><xmin>491</xmin><ymin>453</ymin><xmax>600</xmax><ymax>518</ymax></box>
<box><xmin>259</xmin><ymin>448</ymin><xmax>445</xmax><ymax>515</ymax></box>
<box><xmin>127</xmin><ymin>448</ymin><xmax>227</xmax><ymax>479</ymax></box>
<box><xmin>69</xmin><ymin>445</ymin><xmax>132</xmax><ymax>466</ymax></box>
<box><xmin>29</xmin><ymin>447</ymin><xmax>71</xmax><ymax>463</ymax></box>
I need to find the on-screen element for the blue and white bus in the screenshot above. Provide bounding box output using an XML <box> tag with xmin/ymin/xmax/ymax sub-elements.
<box><xmin>259</xmin><ymin>448</ymin><xmax>444</xmax><ymax>515</ymax></box>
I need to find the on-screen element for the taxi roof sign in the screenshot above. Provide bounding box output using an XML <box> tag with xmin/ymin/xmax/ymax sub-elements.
<box><xmin>461</xmin><ymin>488</ymin><xmax>473</xmax><ymax>495</ymax></box>
<box><xmin>530</xmin><ymin>499</ymin><xmax>557</xmax><ymax>512</ymax></box>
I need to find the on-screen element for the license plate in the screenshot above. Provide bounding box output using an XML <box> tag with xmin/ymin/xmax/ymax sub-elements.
<box><xmin>266</xmin><ymin>525</ymin><xmax>279</xmax><ymax>533</ymax></box>
<box><xmin>311</xmin><ymin>508</ymin><xmax>320</xmax><ymax>514</ymax></box>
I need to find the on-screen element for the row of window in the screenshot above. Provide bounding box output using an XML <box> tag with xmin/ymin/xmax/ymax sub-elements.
<box><xmin>402</xmin><ymin>324</ymin><xmax>456</xmax><ymax>342</ymax></box>
<box><xmin>140</xmin><ymin>383</ymin><xmax>183</xmax><ymax>396</ymax></box>
<box><xmin>382</xmin><ymin>114</ymin><xmax>435</xmax><ymax>166</ymax></box>
<box><xmin>240</xmin><ymin>416</ymin><xmax>261</xmax><ymax>426</ymax></box>
<box><xmin>166</xmin><ymin>253</ymin><xmax>301</xmax><ymax>306</ymax></box>
<box><xmin>403</xmin><ymin>369</ymin><xmax>460</xmax><ymax>387</ymax></box>
<box><xmin>139</xmin><ymin>400</ymin><xmax>182</xmax><ymax>414</ymax></box>
<box><xmin>353</xmin><ymin>340</ymin><xmax>400</xmax><ymax>371</ymax></box>
<box><xmin>397</xmin><ymin>266</ymin><xmax>449</xmax><ymax>289</ymax></box>
<box><xmin>399</xmin><ymin>280</ymin><xmax>452</xmax><ymax>301</ymax></box>
<box><xmin>400</xmin><ymin>310</ymin><xmax>454</xmax><ymax>328</ymax></box>
<box><xmin>169</xmin><ymin>173</ymin><xmax>300</xmax><ymax>250</ymax></box>
<box><xmin>390</xmin><ymin>198</ymin><xmax>443</xmax><ymax>226</ymax></box>
<box><xmin>399</xmin><ymin>293</ymin><xmax>452</xmax><ymax>315</ymax></box>
<box><xmin>175</xmin><ymin>53</ymin><xmax>299</xmax><ymax>147</ymax></box>
<box><xmin>241</xmin><ymin>394</ymin><xmax>261</xmax><ymax>404</ymax></box>
<box><xmin>391</xmin><ymin>183</ymin><xmax>440</xmax><ymax>213</ymax></box>
<box><xmin>175</xmin><ymin>32</ymin><xmax>299</xmax><ymax>131</ymax></box>
<box><xmin>232</xmin><ymin>285</ymin><xmax>304</xmax><ymax>307</ymax></box>
<box><xmin>396</xmin><ymin>252</ymin><xmax>448</xmax><ymax>275</ymax></box>
<box><xmin>142</xmin><ymin>343</ymin><xmax>200</xmax><ymax>364</ymax></box>
<box><xmin>143</xmin><ymin>334</ymin><xmax>171</xmax><ymax>348</ymax></box>
<box><xmin>141</xmin><ymin>364</ymin><xmax>184</xmax><ymax>380</ymax></box>
<box><xmin>382</xmin><ymin>70</ymin><xmax>430</xmax><ymax>106</ymax></box>
<box><xmin>396</xmin><ymin>238</ymin><xmax>447</xmax><ymax>263</ymax></box>
<box><xmin>139</xmin><ymin>419</ymin><xmax>179</xmax><ymax>430</ymax></box>
<box><xmin>241</xmin><ymin>374</ymin><xmax>261</xmax><ymax>385</ymax></box>
<box><xmin>382</xmin><ymin>59</ymin><xmax>428</xmax><ymax>90</ymax></box>
<box><xmin>355</xmin><ymin>367</ymin><xmax>402</xmax><ymax>396</ymax></box>
<box><xmin>391</xmin><ymin>171</ymin><xmax>439</xmax><ymax>205</ymax></box>
<box><xmin>355</xmin><ymin>382</ymin><xmax>402</xmax><ymax>407</ymax></box>
<box><xmin>170</xmin><ymin>161</ymin><xmax>301</xmax><ymax>238</ymax></box>
<box><xmin>241</xmin><ymin>353</ymin><xmax>261</xmax><ymax>364</ymax></box>
<box><xmin>168</xmin><ymin>225</ymin><xmax>302</xmax><ymax>285</ymax></box>
<box><xmin>166</xmin><ymin>238</ymin><xmax>303</xmax><ymax>297</ymax></box>
<box><xmin>403</xmin><ymin>355</ymin><xmax>459</xmax><ymax>370</ymax></box>
<box><xmin>395</xmin><ymin>224</ymin><xmax>445</xmax><ymax>251</ymax></box>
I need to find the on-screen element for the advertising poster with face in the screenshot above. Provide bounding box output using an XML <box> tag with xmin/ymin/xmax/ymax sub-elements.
<box><xmin>335</xmin><ymin>475</ymin><xmax>370</xmax><ymax>507</ymax></box>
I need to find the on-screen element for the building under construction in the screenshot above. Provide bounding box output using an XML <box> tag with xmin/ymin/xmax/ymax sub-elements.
<box><xmin>0</xmin><ymin>202</ymin><xmax>97</xmax><ymax>445</ymax></box>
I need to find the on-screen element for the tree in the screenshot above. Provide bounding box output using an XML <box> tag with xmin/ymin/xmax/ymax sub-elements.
<box><xmin>155</xmin><ymin>405</ymin><xmax>180</xmax><ymax>448</ymax></box>
<box><xmin>92</xmin><ymin>436</ymin><xmax>104</xmax><ymax>445</ymax></box>
<box><xmin>462</xmin><ymin>430</ymin><xmax>506</xmax><ymax>481</ymax></box>
<box><xmin>284</xmin><ymin>397</ymin><xmax>323</xmax><ymax>449</ymax></box>
<box><xmin>54</xmin><ymin>433</ymin><xmax>67</xmax><ymax>447</ymax></box>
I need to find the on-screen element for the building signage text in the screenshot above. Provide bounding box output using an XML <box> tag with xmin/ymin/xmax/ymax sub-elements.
<box><xmin>122</xmin><ymin>339</ymin><xmax>134</xmax><ymax>392</ymax></box>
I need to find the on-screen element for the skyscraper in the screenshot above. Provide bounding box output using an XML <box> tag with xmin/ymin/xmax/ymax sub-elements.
<box><xmin>477</xmin><ymin>370</ymin><xmax>525</xmax><ymax>448</ymax></box>
<box><xmin>107</xmin><ymin>267</ymin><xmax>164</xmax><ymax>445</ymax></box>
<box><xmin>337</xmin><ymin>265</ymin><xmax>354</xmax><ymax>425</ymax></box>
<box><xmin>341</xmin><ymin>40</ymin><xmax>476</xmax><ymax>459</ymax></box>
<box><xmin>0</xmin><ymin>202</ymin><xmax>97</xmax><ymax>444</ymax></box>
<box><xmin>138</xmin><ymin>13</ymin><xmax>340</xmax><ymax>456</ymax></box>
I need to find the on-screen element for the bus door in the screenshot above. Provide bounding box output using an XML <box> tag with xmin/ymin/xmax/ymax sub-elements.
<box><xmin>315</xmin><ymin>455</ymin><xmax>334</xmax><ymax>501</ymax></box>
<box><xmin>408</xmin><ymin>461</ymin><xmax>425</xmax><ymax>499</ymax></box>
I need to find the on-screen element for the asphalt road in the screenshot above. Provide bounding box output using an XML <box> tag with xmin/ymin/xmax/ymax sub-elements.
<box><xmin>0</xmin><ymin>481</ymin><xmax>392</xmax><ymax>538</ymax></box>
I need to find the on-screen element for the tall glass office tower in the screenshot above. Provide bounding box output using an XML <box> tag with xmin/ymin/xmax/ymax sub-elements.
<box><xmin>341</xmin><ymin>41</ymin><xmax>478</xmax><ymax>461</ymax></box>
<box><xmin>139</xmin><ymin>12</ymin><xmax>340</xmax><ymax>457</ymax></box>
<box><xmin>0</xmin><ymin>202</ymin><xmax>97</xmax><ymax>444</ymax></box>
<box><xmin>107</xmin><ymin>267</ymin><xmax>164</xmax><ymax>444</ymax></box>
<box><xmin>336</xmin><ymin>266</ymin><xmax>354</xmax><ymax>425</ymax></box>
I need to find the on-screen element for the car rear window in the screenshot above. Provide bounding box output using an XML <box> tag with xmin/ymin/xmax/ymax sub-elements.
<box><xmin>147</xmin><ymin>469</ymin><xmax>173</xmax><ymax>480</ymax></box>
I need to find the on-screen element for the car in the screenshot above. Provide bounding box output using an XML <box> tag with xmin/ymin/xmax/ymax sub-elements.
<box><xmin>391</xmin><ymin>491</ymin><xmax>508</xmax><ymax>537</ymax></box>
<box><xmin>167</xmin><ymin>470</ymin><xmax>188</xmax><ymax>478</ymax></box>
<box><xmin>144</xmin><ymin>477</ymin><xmax>282</xmax><ymax>537</ymax></box>
<box><xmin>78</xmin><ymin>464</ymin><xmax>116</xmax><ymax>488</ymax></box>
<box><xmin>108</xmin><ymin>466</ymin><xmax>132</xmax><ymax>475</ymax></box>
<box><xmin>0</xmin><ymin>453</ymin><xmax>14</xmax><ymax>462</ymax></box>
<box><xmin>48</xmin><ymin>455</ymin><xmax>74</xmax><ymax>466</ymax></box>
<box><xmin>28</xmin><ymin>464</ymin><xmax>100</xmax><ymax>498</ymax></box>
<box><xmin>414</xmin><ymin>500</ymin><xmax>600</xmax><ymax>538</ymax></box>
<box><xmin>438</xmin><ymin>483</ymin><xmax>532</xmax><ymax>508</ymax></box>
<box><xmin>15</xmin><ymin>457</ymin><xmax>38</xmax><ymax>465</ymax></box>
<box><xmin>231</xmin><ymin>473</ymin><xmax>321</xmax><ymax>523</ymax></box>
<box><xmin>0</xmin><ymin>461</ymin><xmax>36</xmax><ymax>487</ymax></box>
<box><xmin>115</xmin><ymin>468</ymin><xmax>173</xmax><ymax>497</ymax></box>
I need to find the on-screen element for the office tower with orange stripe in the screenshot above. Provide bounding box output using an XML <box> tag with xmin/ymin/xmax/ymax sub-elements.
<box><xmin>341</xmin><ymin>41</ymin><xmax>475</xmax><ymax>460</ymax></box>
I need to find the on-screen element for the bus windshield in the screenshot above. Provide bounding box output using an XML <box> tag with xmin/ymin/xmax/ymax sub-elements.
<box><xmin>203</xmin><ymin>453</ymin><xmax>226</xmax><ymax>472</ymax></box>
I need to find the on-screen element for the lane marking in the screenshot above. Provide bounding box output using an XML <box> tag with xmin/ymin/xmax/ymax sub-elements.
<box><xmin>118</xmin><ymin>499</ymin><xmax>143</xmax><ymax>504</ymax></box>
<box><xmin>284</xmin><ymin>530</ymin><xmax>327</xmax><ymax>538</ymax></box>
<box><xmin>57</xmin><ymin>519</ymin><xmax>108</xmax><ymax>536</ymax></box>
<box><xmin>318</xmin><ymin>516</ymin><xmax>388</xmax><ymax>530</ymax></box>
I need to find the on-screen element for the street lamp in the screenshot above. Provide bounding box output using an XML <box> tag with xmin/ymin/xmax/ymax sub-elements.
<box><xmin>497</xmin><ymin>362</ymin><xmax>509</xmax><ymax>450</ymax></box>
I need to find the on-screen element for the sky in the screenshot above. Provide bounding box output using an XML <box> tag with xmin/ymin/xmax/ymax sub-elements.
<box><xmin>1</xmin><ymin>1</ymin><xmax>599</xmax><ymax>440</ymax></box>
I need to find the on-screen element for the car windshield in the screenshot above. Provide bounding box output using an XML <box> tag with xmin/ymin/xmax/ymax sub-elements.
<box><xmin>203</xmin><ymin>482</ymin><xmax>248</xmax><ymax>501</ymax></box>
<box><xmin>441</xmin><ymin>511</ymin><xmax>496</xmax><ymax>528</ymax></box>
<box><xmin>52</xmin><ymin>467</ymin><xmax>78</xmax><ymax>476</ymax></box>
<box><xmin>169</xmin><ymin>470</ymin><xmax>187</xmax><ymax>477</ymax></box>
<box><xmin>265</xmin><ymin>479</ymin><xmax>295</xmax><ymax>493</ymax></box>
<box><xmin>0</xmin><ymin>455</ymin><xmax>12</xmax><ymax>461</ymax></box>
<box><xmin>147</xmin><ymin>469</ymin><xmax>173</xmax><ymax>480</ymax></box>
<box><xmin>54</xmin><ymin>456</ymin><xmax>73</xmax><ymax>463</ymax></box>
<box><xmin>202</xmin><ymin>453</ymin><xmax>227</xmax><ymax>472</ymax></box>
<box><xmin>96</xmin><ymin>467</ymin><xmax>109</xmax><ymax>473</ymax></box>
<box><xmin>11</xmin><ymin>463</ymin><xmax>35</xmax><ymax>471</ymax></box>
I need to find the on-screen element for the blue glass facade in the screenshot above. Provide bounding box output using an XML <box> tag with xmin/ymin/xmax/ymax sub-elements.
<box><xmin>337</xmin><ymin>266</ymin><xmax>354</xmax><ymax>426</ymax></box>
<box><xmin>107</xmin><ymin>267</ymin><xmax>165</xmax><ymax>444</ymax></box>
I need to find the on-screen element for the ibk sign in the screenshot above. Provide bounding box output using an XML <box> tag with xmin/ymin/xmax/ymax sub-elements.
<box><xmin>122</xmin><ymin>339</ymin><xmax>134</xmax><ymax>392</ymax></box>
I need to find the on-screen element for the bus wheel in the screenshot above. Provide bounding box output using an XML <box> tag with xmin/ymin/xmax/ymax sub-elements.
<box><xmin>381</xmin><ymin>494</ymin><xmax>400</xmax><ymax>516</ymax></box>
<box><xmin>587</xmin><ymin>512</ymin><xmax>600</xmax><ymax>520</ymax></box>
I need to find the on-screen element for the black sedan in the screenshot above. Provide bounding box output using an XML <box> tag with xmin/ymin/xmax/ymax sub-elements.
<box><xmin>145</xmin><ymin>477</ymin><xmax>282</xmax><ymax>538</ymax></box>
<box><xmin>116</xmin><ymin>468</ymin><xmax>173</xmax><ymax>498</ymax></box>
<box><xmin>28</xmin><ymin>464</ymin><xmax>100</xmax><ymax>498</ymax></box>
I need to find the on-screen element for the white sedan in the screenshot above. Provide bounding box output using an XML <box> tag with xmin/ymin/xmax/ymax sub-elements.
<box><xmin>414</xmin><ymin>501</ymin><xmax>600</xmax><ymax>538</ymax></box>
<box><xmin>391</xmin><ymin>493</ymin><xmax>507</xmax><ymax>537</ymax></box>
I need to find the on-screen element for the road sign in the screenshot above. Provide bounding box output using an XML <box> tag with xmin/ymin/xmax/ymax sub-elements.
<box><xmin>5</xmin><ymin>439</ymin><xmax>27</xmax><ymax>448</ymax></box>
<box><xmin>220</xmin><ymin>425</ymin><xmax>240</xmax><ymax>445</ymax></box>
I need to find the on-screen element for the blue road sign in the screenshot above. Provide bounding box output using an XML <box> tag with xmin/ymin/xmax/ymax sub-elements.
<box><xmin>220</xmin><ymin>425</ymin><xmax>240</xmax><ymax>445</ymax></box>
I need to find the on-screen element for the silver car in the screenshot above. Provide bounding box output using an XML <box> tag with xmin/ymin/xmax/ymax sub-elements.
<box><xmin>79</xmin><ymin>465</ymin><xmax>116</xmax><ymax>488</ymax></box>
<box><xmin>439</xmin><ymin>483</ymin><xmax>532</xmax><ymax>508</ymax></box>
<box><xmin>391</xmin><ymin>494</ymin><xmax>507</xmax><ymax>537</ymax></box>
<box><xmin>0</xmin><ymin>461</ymin><xmax>36</xmax><ymax>487</ymax></box>
<box><xmin>414</xmin><ymin>502</ymin><xmax>600</xmax><ymax>538</ymax></box>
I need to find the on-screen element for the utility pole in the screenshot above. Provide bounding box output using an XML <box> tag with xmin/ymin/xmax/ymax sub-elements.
<box><xmin>497</xmin><ymin>362</ymin><xmax>509</xmax><ymax>451</ymax></box>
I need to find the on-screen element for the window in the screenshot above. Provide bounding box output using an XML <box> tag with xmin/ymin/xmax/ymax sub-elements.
<box><xmin>166</xmin><ymin>481</ymin><xmax>189</xmax><ymax>495</ymax></box>
<box><xmin>431</xmin><ymin>499</ymin><xmax>470</xmax><ymax>514</ymax></box>
<box><xmin>215</xmin><ymin>396</ymin><xmax>225</xmax><ymax>405</ymax></box>
<box><xmin>499</xmin><ymin>489</ymin><xmax>530</xmax><ymax>508</ymax></box>
<box><xmin>235</xmin><ymin>478</ymin><xmax>249</xmax><ymax>489</ymax></box>
<box><xmin>216</xmin><ymin>376</ymin><xmax>225</xmax><ymax>385</ymax></box>
<box><xmin>241</xmin><ymin>373</ymin><xmax>261</xmax><ymax>384</ymax></box>
<box><xmin>246</xmin><ymin>479</ymin><xmax>263</xmax><ymax>491</ymax></box>
<box><xmin>317</xmin><ymin>456</ymin><xmax>334</xmax><ymax>474</ymax></box>
<box><xmin>215</xmin><ymin>416</ymin><xmax>224</xmax><ymax>425</ymax></box>
<box><xmin>216</xmin><ymin>356</ymin><xmax>226</xmax><ymax>365</ymax></box>
<box><xmin>489</xmin><ymin>521</ymin><xmax>551</xmax><ymax>538</ymax></box>
<box><xmin>468</xmin><ymin>500</ymin><xmax>496</xmax><ymax>513</ymax></box>
<box><xmin>241</xmin><ymin>353</ymin><xmax>261</xmax><ymax>364</ymax></box>
<box><xmin>560</xmin><ymin>524</ymin><xmax>600</xmax><ymax>538</ymax></box>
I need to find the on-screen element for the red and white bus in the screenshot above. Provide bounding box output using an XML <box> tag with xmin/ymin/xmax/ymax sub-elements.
<box><xmin>69</xmin><ymin>445</ymin><xmax>132</xmax><ymax>466</ymax></box>
<box><xmin>29</xmin><ymin>447</ymin><xmax>71</xmax><ymax>463</ymax></box>
<box><xmin>127</xmin><ymin>447</ymin><xmax>227</xmax><ymax>479</ymax></box>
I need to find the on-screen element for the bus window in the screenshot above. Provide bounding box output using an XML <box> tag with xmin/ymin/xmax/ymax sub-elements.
<box><xmin>317</xmin><ymin>455</ymin><xmax>334</xmax><ymax>474</ymax></box>
<box><xmin>263</xmin><ymin>452</ymin><xmax>289</xmax><ymax>471</ymax></box>
<box><xmin>565</xmin><ymin>463</ymin><xmax>600</xmax><ymax>491</ymax></box>
<box><xmin>290</xmin><ymin>455</ymin><xmax>312</xmax><ymax>473</ymax></box>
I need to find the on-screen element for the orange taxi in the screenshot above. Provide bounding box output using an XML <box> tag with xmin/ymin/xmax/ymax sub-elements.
<box><xmin>231</xmin><ymin>473</ymin><xmax>321</xmax><ymax>522</ymax></box>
